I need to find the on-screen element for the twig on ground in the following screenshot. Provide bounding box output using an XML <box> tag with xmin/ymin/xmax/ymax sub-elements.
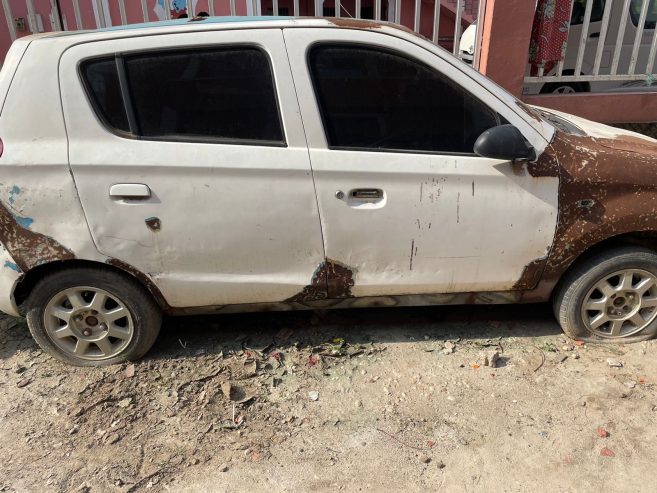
<box><xmin>376</xmin><ymin>428</ymin><xmax>426</xmax><ymax>451</ymax></box>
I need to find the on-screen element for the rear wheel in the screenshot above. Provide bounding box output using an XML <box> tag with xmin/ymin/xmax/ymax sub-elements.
<box><xmin>553</xmin><ymin>247</ymin><xmax>657</xmax><ymax>342</ymax></box>
<box><xmin>25</xmin><ymin>267</ymin><xmax>162</xmax><ymax>366</ymax></box>
<box><xmin>540</xmin><ymin>81</ymin><xmax>588</xmax><ymax>94</ymax></box>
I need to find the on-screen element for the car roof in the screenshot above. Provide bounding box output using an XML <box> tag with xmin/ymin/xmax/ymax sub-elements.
<box><xmin>25</xmin><ymin>16</ymin><xmax>407</xmax><ymax>42</ymax></box>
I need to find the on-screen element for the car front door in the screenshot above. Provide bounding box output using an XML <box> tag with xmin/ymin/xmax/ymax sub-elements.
<box><xmin>284</xmin><ymin>28</ymin><xmax>559</xmax><ymax>298</ymax></box>
<box><xmin>59</xmin><ymin>29</ymin><xmax>325</xmax><ymax>308</ymax></box>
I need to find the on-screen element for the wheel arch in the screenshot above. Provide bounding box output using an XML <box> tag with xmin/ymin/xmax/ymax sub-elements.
<box><xmin>551</xmin><ymin>230</ymin><xmax>657</xmax><ymax>298</ymax></box>
<box><xmin>13</xmin><ymin>258</ymin><xmax>171</xmax><ymax>313</ymax></box>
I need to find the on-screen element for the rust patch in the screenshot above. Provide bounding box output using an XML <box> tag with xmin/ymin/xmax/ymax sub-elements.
<box><xmin>323</xmin><ymin>17</ymin><xmax>386</xmax><ymax>30</ymax></box>
<box><xmin>285</xmin><ymin>259</ymin><xmax>355</xmax><ymax>302</ymax></box>
<box><xmin>145</xmin><ymin>217</ymin><xmax>161</xmax><ymax>232</ymax></box>
<box><xmin>0</xmin><ymin>200</ymin><xmax>75</xmax><ymax>272</ymax></box>
<box><xmin>106</xmin><ymin>258</ymin><xmax>172</xmax><ymax>311</ymax></box>
<box><xmin>514</xmin><ymin>129</ymin><xmax>657</xmax><ymax>295</ymax></box>
<box><xmin>516</xmin><ymin>101</ymin><xmax>542</xmax><ymax>123</ymax></box>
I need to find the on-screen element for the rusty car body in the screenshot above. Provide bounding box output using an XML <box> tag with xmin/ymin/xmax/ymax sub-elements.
<box><xmin>1</xmin><ymin>17</ymin><xmax>657</xmax><ymax>365</ymax></box>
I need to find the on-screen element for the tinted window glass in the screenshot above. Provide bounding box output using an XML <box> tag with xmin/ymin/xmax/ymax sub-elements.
<box><xmin>571</xmin><ymin>0</ymin><xmax>606</xmax><ymax>25</ymax></box>
<box><xmin>630</xmin><ymin>0</ymin><xmax>657</xmax><ymax>29</ymax></box>
<box><xmin>309</xmin><ymin>45</ymin><xmax>499</xmax><ymax>154</ymax></box>
<box><xmin>124</xmin><ymin>47</ymin><xmax>284</xmax><ymax>144</ymax></box>
<box><xmin>81</xmin><ymin>58</ymin><xmax>130</xmax><ymax>133</ymax></box>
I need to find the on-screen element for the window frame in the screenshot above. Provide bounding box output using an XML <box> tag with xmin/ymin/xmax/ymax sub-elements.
<box><xmin>77</xmin><ymin>44</ymin><xmax>288</xmax><ymax>148</ymax></box>
<box><xmin>306</xmin><ymin>41</ymin><xmax>502</xmax><ymax>157</ymax></box>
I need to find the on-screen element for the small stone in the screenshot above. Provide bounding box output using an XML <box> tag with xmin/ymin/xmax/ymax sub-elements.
<box><xmin>125</xmin><ymin>364</ymin><xmax>135</xmax><ymax>378</ymax></box>
<box><xmin>479</xmin><ymin>350</ymin><xmax>500</xmax><ymax>368</ymax></box>
<box><xmin>219</xmin><ymin>464</ymin><xmax>229</xmax><ymax>472</ymax></box>
<box><xmin>106</xmin><ymin>433</ymin><xmax>120</xmax><ymax>445</ymax></box>
<box><xmin>117</xmin><ymin>398</ymin><xmax>132</xmax><ymax>408</ymax></box>
<box><xmin>436</xmin><ymin>460</ymin><xmax>446</xmax><ymax>469</ymax></box>
<box><xmin>607</xmin><ymin>359</ymin><xmax>623</xmax><ymax>368</ymax></box>
<box><xmin>308</xmin><ymin>391</ymin><xmax>319</xmax><ymax>401</ymax></box>
<box><xmin>68</xmin><ymin>425</ymin><xmax>79</xmax><ymax>435</ymax></box>
<box><xmin>573</xmin><ymin>352</ymin><xmax>580</xmax><ymax>360</ymax></box>
<box><xmin>419</xmin><ymin>455</ymin><xmax>431</xmax><ymax>464</ymax></box>
<box><xmin>16</xmin><ymin>378</ymin><xmax>30</xmax><ymax>388</ymax></box>
<box><xmin>625</xmin><ymin>381</ymin><xmax>637</xmax><ymax>389</ymax></box>
<box><xmin>562</xmin><ymin>345</ymin><xmax>573</xmax><ymax>351</ymax></box>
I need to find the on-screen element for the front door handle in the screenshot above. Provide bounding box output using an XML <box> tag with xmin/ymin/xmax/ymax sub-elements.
<box><xmin>109</xmin><ymin>183</ymin><xmax>151</xmax><ymax>199</ymax></box>
<box><xmin>351</xmin><ymin>188</ymin><xmax>383</xmax><ymax>200</ymax></box>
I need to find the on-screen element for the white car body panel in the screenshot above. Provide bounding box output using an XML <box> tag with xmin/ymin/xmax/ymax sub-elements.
<box><xmin>284</xmin><ymin>28</ymin><xmax>559</xmax><ymax>296</ymax></box>
<box><xmin>60</xmin><ymin>29</ymin><xmax>325</xmax><ymax>307</ymax></box>
<box><xmin>0</xmin><ymin>18</ymin><xmax>563</xmax><ymax>314</ymax></box>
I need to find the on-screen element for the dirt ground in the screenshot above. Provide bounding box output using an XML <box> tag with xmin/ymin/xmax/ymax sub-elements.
<box><xmin>1</xmin><ymin>303</ymin><xmax>656</xmax><ymax>492</ymax></box>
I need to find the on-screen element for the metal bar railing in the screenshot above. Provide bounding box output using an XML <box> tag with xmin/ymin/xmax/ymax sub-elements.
<box><xmin>208</xmin><ymin>0</ymin><xmax>215</xmax><ymax>16</ymax></box>
<box><xmin>294</xmin><ymin>0</ymin><xmax>299</xmax><ymax>17</ymax></box>
<box><xmin>271</xmin><ymin>0</ymin><xmax>278</xmax><ymax>15</ymax></box>
<box><xmin>118</xmin><ymin>0</ymin><xmax>127</xmax><ymax>25</ymax></box>
<box><xmin>141</xmin><ymin>0</ymin><xmax>150</xmax><ymax>22</ymax></box>
<box><xmin>629</xmin><ymin>0</ymin><xmax>650</xmax><ymax>74</ymax></box>
<box><xmin>1</xmin><ymin>0</ymin><xmax>16</xmax><ymax>41</ymax></box>
<box><xmin>453</xmin><ymin>0</ymin><xmax>463</xmax><ymax>56</ymax></box>
<box><xmin>73</xmin><ymin>0</ymin><xmax>84</xmax><ymax>29</ymax></box>
<box><xmin>573</xmin><ymin>0</ymin><xmax>594</xmax><ymax>78</ymax></box>
<box><xmin>412</xmin><ymin>0</ymin><xmax>420</xmax><ymax>32</ymax></box>
<box><xmin>374</xmin><ymin>0</ymin><xmax>381</xmax><ymax>21</ymax></box>
<box><xmin>647</xmin><ymin>12</ymin><xmax>657</xmax><ymax>74</ymax></box>
<box><xmin>611</xmin><ymin>0</ymin><xmax>632</xmax><ymax>75</ymax></box>
<box><xmin>592</xmin><ymin>0</ymin><xmax>613</xmax><ymax>75</ymax></box>
<box><xmin>432</xmin><ymin>0</ymin><xmax>441</xmax><ymax>44</ymax></box>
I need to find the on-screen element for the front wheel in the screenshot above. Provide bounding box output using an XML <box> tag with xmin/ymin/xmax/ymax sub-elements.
<box><xmin>553</xmin><ymin>247</ymin><xmax>657</xmax><ymax>342</ymax></box>
<box><xmin>25</xmin><ymin>267</ymin><xmax>162</xmax><ymax>366</ymax></box>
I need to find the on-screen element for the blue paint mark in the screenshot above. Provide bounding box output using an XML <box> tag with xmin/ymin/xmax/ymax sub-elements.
<box><xmin>8</xmin><ymin>185</ymin><xmax>21</xmax><ymax>205</ymax></box>
<box><xmin>3</xmin><ymin>261</ymin><xmax>21</xmax><ymax>272</ymax></box>
<box><xmin>13</xmin><ymin>214</ymin><xmax>33</xmax><ymax>229</ymax></box>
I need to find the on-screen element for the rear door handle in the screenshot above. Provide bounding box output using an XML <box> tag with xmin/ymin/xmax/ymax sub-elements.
<box><xmin>351</xmin><ymin>188</ymin><xmax>383</xmax><ymax>200</ymax></box>
<box><xmin>109</xmin><ymin>183</ymin><xmax>151</xmax><ymax>199</ymax></box>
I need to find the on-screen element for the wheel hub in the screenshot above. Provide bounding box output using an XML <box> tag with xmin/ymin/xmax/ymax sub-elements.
<box><xmin>581</xmin><ymin>269</ymin><xmax>657</xmax><ymax>338</ymax></box>
<box><xmin>43</xmin><ymin>287</ymin><xmax>134</xmax><ymax>361</ymax></box>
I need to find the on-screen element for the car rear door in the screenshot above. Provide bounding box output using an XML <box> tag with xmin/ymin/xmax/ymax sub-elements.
<box><xmin>59</xmin><ymin>28</ymin><xmax>325</xmax><ymax>308</ymax></box>
<box><xmin>284</xmin><ymin>27</ymin><xmax>558</xmax><ymax>298</ymax></box>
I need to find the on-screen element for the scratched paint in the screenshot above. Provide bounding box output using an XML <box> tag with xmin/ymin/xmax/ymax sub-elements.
<box><xmin>3</xmin><ymin>260</ymin><xmax>20</xmax><ymax>272</ymax></box>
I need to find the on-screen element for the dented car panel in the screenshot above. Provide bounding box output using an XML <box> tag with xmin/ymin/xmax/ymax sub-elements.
<box><xmin>284</xmin><ymin>28</ymin><xmax>559</xmax><ymax>297</ymax></box>
<box><xmin>59</xmin><ymin>29</ymin><xmax>326</xmax><ymax>308</ymax></box>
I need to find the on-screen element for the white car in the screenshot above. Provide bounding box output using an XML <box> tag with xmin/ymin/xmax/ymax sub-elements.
<box><xmin>1</xmin><ymin>17</ymin><xmax>657</xmax><ymax>366</ymax></box>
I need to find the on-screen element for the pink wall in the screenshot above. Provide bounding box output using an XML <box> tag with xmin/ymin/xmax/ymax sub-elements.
<box><xmin>0</xmin><ymin>0</ymin><xmax>470</xmax><ymax>64</ymax></box>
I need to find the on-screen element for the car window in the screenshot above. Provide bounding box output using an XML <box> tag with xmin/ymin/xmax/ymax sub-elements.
<box><xmin>571</xmin><ymin>0</ymin><xmax>606</xmax><ymax>26</ymax></box>
<box><xmin>308</xmin><ymin>44</ymin><xmax>500</xmax><ymax>154</ymax></box>
<box><xmin>629</xmin><ymin>0</ymin><xmax>657</xmax><ymax>29</ymax></box>
<box><xmin>81</xmin><ymin>58</ymin><xmax>130</xmax><ymax>133</ymax></box>
<box><xmin>80</xmin><ymin>47</ymin><xmax>285</xmax><ymax>145</ymax></box>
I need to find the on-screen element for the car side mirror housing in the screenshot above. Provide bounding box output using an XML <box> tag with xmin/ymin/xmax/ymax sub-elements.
<box><xmin>473</xmin><ymin>124</ymin><xmax>537</xmax><ymax>162</ymax></box>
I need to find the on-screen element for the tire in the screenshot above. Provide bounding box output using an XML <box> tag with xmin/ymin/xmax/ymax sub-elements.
<box><xmin>539</xmin><ymin>81</ymin><xmax>589</xmax><ymax>94</ymax></box>
<box><xmin>553</xmin><ymin>246</ymin><xmax>657</xmax><ymax>343</ymax></box>
<box><xmin>25</xmin><ymin>267</ymin><xmax>162</xmax><ymax>366</ymax></box>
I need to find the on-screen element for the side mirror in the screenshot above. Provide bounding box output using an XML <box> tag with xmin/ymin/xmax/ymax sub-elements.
<box><xmin>473</xmin><ymin>124</ymin><xmax>536</xmax><ymax>162</ymax></box>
